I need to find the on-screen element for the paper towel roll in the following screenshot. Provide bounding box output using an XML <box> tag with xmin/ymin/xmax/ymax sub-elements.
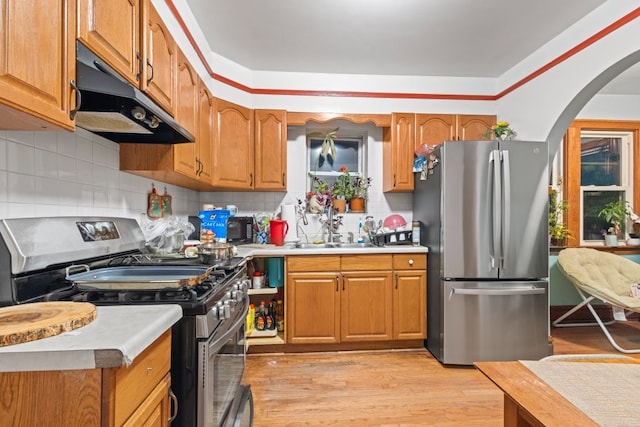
<box><xmin>281</xmin><ymin>204</ymin><xmax>299</xmax><ymax>243</ymax></box>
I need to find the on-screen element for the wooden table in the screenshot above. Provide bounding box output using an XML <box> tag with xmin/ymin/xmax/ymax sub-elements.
<box><xmin>475</xmin><ymin>361</ymin><xmax>598</xmax><ymax>427</ymax></box>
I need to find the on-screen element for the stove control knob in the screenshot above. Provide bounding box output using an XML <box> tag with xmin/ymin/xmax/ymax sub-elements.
<box><xmin>216</xmin><ymin>301</ymin><xmax>225</xmax><ymax>319</ymax></box>
<box><xmin>210</xmin><ymin>305</ymin><xmax>219</xmax><ymax>319</ymax></box>
<box><xmin>223</xmin><ymin>302</ymin><xmax>232</xmax><ymax>319</ymax></box>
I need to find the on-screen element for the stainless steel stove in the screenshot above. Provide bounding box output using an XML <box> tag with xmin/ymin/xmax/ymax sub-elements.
<box><xmin>0</xmin><ymin>216</ymin><xmax>253</xmax><ymax>427</ymax></box>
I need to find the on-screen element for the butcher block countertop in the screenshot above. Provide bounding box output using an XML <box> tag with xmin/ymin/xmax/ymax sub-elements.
<box><xmin>0</xmin><ymin>304</ymin><xmax>182</xmax><ymax>372</ymax></box>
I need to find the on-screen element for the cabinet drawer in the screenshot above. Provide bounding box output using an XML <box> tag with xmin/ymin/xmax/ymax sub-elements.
<box><xmin>288</xmin><ymin>255</ymin><xmax>340</xmax><ymax>272</ymax></box>
<box><xmin>109</xmin><ymin>330</ymin><xmax>172</xmax><ymax>426</ymax></box>
<box><xmin>393</xmin><ymin>254</ymin><xmax>426</xmax><ymax>270</ymax></box>
<box><xmin>341</xmin><ymin>254</ymin><xmax>392</xmax><ymax>271</ymax></box>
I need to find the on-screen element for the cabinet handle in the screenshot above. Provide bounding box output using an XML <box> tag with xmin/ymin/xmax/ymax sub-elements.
<box><xmin>146</xmin><ymin>58</ymin><xmax>154</xmax><ymax>85</ymax></box>
<box><xmin>342</xmin><ymin>274</ymin><xmax>345</xmax><ymax>291</ymax></box>
<box><xmin>393</xmin><ymin>174</ymin><xmax>397</xmax><ymax>187</ymax></box>
<box><xmin>168</xmin><ymin>388</ymin><xmax>179</xmax><ymax>423</ymax></box>
<box><xmin>335</xmin><ymin>275</ymin><xmax>339</xmax><ymax>292</ymax></box>
<box><xmin>282</xmin><ymin>173</ymin><xmax>285</xmax><ymax>187</ymax></box>
<box><xmin>136</xmin><ymin>51</ymin><xmax>142</xmax><ymax>82</ymax></box>
<box><xmin>395</xmin><ymin>273</ymin><xmax>398</xmax><ymax>289</ymax></box>
<box><xmin>250</xmin><ymin>173</ymin><xmax>253</xmax><ymax>187</ymax></box>
<box><xmin>69</xmin><ymin>79</ymin><xmax>81</xmax><ymax>120</ymax></box>
<box><xmin>408</xmin><ymin>259</ymin><xmax>414</xmax><ymax>266</ymax></box>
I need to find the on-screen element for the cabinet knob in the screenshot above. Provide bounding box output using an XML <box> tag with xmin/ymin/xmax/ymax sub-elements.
<box><xmin>408</xmin><ymin>259</ymin><xmax>414</xmax><ymax>265</ymax></box>
<box><xmin>146</xmin><ymin>367</ymin><xmax>153</xmax><ymax>374</ymax></box>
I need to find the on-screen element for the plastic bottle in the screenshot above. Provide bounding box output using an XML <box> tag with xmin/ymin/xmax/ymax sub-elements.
<box><xmin>256</xmin><ymin>301</ymin><xmax>267</xmax><ymax>331</ymax></box>
<box><xmin>275</xmin><ymin>299</ymin><xmax>284</xmax><ymax>332</ymax></box>
<box><xmin>246</xmin><ymin>303</ymin><xmax>255</xmax><ymax>335</ymax></box>
<box><xmin>266</xmin><ymin>300</ymin><xmax>276</xmax><ymax>330</ymax></box>
<box><xmin>412</xmin><ymin>221</ymin><xmax>421</xmax><ymax>246</ymax></box>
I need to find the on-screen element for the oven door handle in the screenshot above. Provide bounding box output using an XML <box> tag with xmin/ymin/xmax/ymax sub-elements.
<box><xmin>208</xmin><ymin>295</ymin><xmax>249</xmax><ymax>354</ymax></box>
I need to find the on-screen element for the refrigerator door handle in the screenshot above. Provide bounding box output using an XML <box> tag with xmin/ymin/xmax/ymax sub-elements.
<box><xmin>489</xmin><ymin>150</ymin><xmax>502</xmax><ymax>270</ymax></box>
<box><xmin>500</xmin><ymin>150</ymin><xmax>511</xmax><ymax>271</ymax></box>
<box><xmin>450</xmin><ymin>287</ymin><xmax>546</xmax><ymax>297</ymax></box>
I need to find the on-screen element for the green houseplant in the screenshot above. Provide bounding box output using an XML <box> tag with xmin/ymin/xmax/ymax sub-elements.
<box><xmin>598</xmin><ymin>199</ymin><xmax>629</xmax><ymax>243</ymax></box>
<box><xmin>548</xmin><ymin>186</ymin><xmax>570</xmax><ymax>246</ymax></box>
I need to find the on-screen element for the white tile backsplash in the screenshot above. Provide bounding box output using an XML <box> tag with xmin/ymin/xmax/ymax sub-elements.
<box><xmin>0</xmin><ymin>129</ymin><xmax>200</xmax><ymax>221</ymax></box>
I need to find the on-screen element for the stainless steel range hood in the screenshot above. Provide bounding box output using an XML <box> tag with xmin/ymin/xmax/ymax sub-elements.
<box><xmin>74</xmin><ymin>42</ymin><xmax>194</xmax><ymax>144</ymax></box>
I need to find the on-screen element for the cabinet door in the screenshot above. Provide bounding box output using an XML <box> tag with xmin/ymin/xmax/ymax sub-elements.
<box><xmin>394</xmin><ymin>270</ymin><xmax>427</xmax><ymax>340</ymax></box>
<box><xmin>77</xmin><ymin>0</ymin><xmax>139</xmax><ymax>85</ymax></box>
<box><xmin>341</xmin><ymin>272</ymin><xmax>393</xmax><ymax>342</ymax></box>
<box><xmin>212</xmin><ymin>98</ymin><xmax>254</xmax><ymax>189</ymax></box>
<box><xmin>457</xmin><ymin>114</ymin><xmax>496</xmax><ymax>141</ymax></box>
<box><xmin>173</xmin><ymin>51</ymin><xmax>199</xmax><ymax>178</ymax></box>
<box><xmin>196</xmin><ymin>80</ymin><xmax>214</xmax><ymax>185</ymax></box>
<box><xmin>0</xmin><ymin>0</ymin><xmax>75</xmax><ymax>131</ymax></box>
<box><xmin>254</xmin><ymin>109</ymin><xmax>287</xmax><ymax>190</ymax></box>
<box><xmin>383</xmin><ymin>113</ymin><xmax>415</xmax><ymax>192</ymax></box>
<box><xmin>286</xmin><ymin>272</ymin><xmax>340</xmax><ymax>344</ymax></box>
<box><xmin>123</xmin><ymin>373</ymin><xmax>171</xmax><ymax>427</ymax></box>
<box><xmin>141</xmin><ymin>0</ymin><xmax>176</xmax><ymax>116</ymax></box>
<box><xmin>416</xmin><ymin>114</ymin><xmax>456</xmax><ymax>147</ymax></box>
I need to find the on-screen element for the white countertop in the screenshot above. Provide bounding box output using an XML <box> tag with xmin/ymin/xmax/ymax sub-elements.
<box><xmin>236</xmin><ymin>243</ymin><xmax>428</xmax><ymax>258</ymax></box>
<box><xmin>0</xmin><ymin>304</ymin><xmax>182</xmax><ymax>372</ymax></box>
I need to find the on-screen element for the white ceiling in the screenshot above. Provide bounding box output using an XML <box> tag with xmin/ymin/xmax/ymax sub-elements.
<box><xmin>185</xmin><ymin>0</ymin><xmax>640</xmax><ymax>94</ymax></box>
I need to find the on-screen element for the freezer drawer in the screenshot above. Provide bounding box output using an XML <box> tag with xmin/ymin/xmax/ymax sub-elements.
<box><xmin>441</xmin><ymin>281</ymin><xmax>549</xmax><ymax>365</ymax></box>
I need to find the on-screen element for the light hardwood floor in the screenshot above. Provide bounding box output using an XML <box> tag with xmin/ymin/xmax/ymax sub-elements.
<box><xmin>244</xmin><ymin>322</ymin><xmax>640</xmax><ymax>426</ymax></box>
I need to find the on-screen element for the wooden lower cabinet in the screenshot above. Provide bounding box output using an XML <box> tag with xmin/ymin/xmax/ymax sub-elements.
<box><xmin>0</xmin><ymin>330</ymin><xmax>173</xmax><ymax>427</ymax></box>
<box><xmin>287</xmin><ymin>271</ymin><xmax>341</xmax><ymax>344</ymax></box>
<box><xmin>393</xmin><ymin>254</ymin><xmax>428</xmax><ymax>339</ymax></box>
<box><xmin>286</xmin><ymin>254</ymin><xmax>426</xmax><ymax>345</ymax></box>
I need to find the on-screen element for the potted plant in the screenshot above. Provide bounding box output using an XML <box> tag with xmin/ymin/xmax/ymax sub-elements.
<box><xmin>306</xmin><ymin>174</ymin><xmax>332</xmax><ymax>214</ymax></box>
<box><xmin>482</xmin><ymin>121</ymin><xmax>517</xmax><ymax>140</ymax></box>
<box><xmin>350</xmin><ymin>175</ymin><xmax>372</xmax><ymax>213</ymax></box>
<box><xmin>548</xmin><ymin>186</ymin><xmax>570</xmax><ymax>246</ymax></box>
<box><xmin>330</xmin><ymin>166</ymin><xmax>353</xmax><ymax>212</ymax></box>
<box><xmin>597</xmin><ymin>199</ymin><xmax>629</xmax><ymax>245</ymax></box>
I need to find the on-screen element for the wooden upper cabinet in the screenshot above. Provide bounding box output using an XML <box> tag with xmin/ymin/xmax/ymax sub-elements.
<box><xmin>140</xmin><ymin>0</ymin><xmax>177</xmax><ymax>116</ymax></box>
<box><xmin>383</xmin><ymin>112</ymin><xmax>415</xmax><ymax>192</ymax></box>
<box><xmin>416</xmin><ymin>114</ymin><xmax>456</xmax><ymax>147</ymax></box>
<box><xmin>254</xmin><ymin>109</ymin><xmax>287</xmax><ymax>190</ymax></box>
<box><xmin>173</xmin><ymin>51</ymin><xmax>199</xmax><ymax>178</ymax></box>
<box><xmin>77</xmin><ymin>0</ymin><xmax>139</xmax><ymax>85</ymax></box>
<box><xmin>457</xmin><ymin>114</ymin><xmax>495</xmax><ymax>140</ymax></box>
<box><xmin>0</xmin><ymin>0</ymin><xmax>75</xmax><ymax>131</ymax></box>
<box><xmin>212</xmin><ymin>98</ymin><xmax>254</xmax><ymax>189</ymax></box>
<box><xmin>415</xmin><ymin>114</ymin><xmax>495</xmax><ymax>145</ymax></box>
<box><xmin>196</xmin><ymin>80</ymin><xmax>214</xmax><ymax>185</ymax></box>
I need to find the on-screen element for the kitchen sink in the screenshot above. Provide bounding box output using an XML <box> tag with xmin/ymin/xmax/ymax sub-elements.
<box><xmin>288</xmin><ymin>242</ymin><xmax>377</xmax><ymax>249</ymax></box>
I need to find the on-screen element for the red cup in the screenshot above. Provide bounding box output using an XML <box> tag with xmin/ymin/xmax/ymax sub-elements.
<box><xmin>269</xmin><ymin>219</ymin><xmax>289</xmax><ymax>246</ymax></box>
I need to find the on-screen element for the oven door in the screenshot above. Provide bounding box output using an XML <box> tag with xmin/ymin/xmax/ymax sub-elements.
<box><xmin>198</xmin><ymin>296</ymin><xmax>249</xmax><ymax>427</ymax></box>
<box><xmin>223</xmin><ymin>384</ymin><xmax>253</xmax><ymax>427</ymax></box>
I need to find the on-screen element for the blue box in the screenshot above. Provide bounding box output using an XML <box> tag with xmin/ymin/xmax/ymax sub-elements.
<box><xmin>198</xmin><ymin>209</ymin><xmax>230</xmax><ymax>242</ymax></box>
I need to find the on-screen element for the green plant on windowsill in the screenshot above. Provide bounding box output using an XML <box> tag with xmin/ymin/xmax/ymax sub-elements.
<box><xmin>331</xmin><ymin>166</ymin><xmax>354</xmax><ymax>200</ymax></box>
<box><xmin>597</xmin><ymin>199</ymin><xmax>629</xmax><ymax>237</ymax></box>
<box><xmin>549</xmin><ymin>186</ymin><xmax>570</xmax><ymax>245</ymax></box>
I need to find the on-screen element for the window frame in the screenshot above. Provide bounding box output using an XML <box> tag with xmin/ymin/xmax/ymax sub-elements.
<box><xmin>306</xmin><ymin>131</ymin><xmax>367</xmax><ymax>191</ymax></box>
<box><xmin>563</xmin><ymin>120</ymin><xmax>640</xmax><ymax>247</ymax></box>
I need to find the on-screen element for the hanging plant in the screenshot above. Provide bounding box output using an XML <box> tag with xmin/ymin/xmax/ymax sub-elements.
<box><xmin>308</xmin><ymin>127</ymin><xmax>339</xmax><ymax>168</ymax></box>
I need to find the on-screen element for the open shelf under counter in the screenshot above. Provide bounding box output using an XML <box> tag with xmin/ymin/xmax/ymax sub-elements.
<box><xmin>247</xmin><ymin>287</ymin><xmax>278</xmax><ymax>295</ymax></box>
<box><xmin>246</xmin><ymin>331</ymin><xmax>285</xmax><ymax>348</ymax></box>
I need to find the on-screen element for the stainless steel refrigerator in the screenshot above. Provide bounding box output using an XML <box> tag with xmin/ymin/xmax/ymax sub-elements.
<box><xmin>414</xmin><ymin>140</ymin><xmax>551</xmax><ymax>365</ymax></box>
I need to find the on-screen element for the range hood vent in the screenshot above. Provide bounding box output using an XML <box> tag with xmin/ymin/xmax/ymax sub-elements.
<box><xmin>75</xmin><ymin>42</ymin><xmax>194</xmax><ymax>144</ymax></box>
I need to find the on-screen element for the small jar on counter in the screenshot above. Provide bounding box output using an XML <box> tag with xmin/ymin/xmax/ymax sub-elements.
<box><xmin>412</xmin><ymin>221</ymin><xmax>421</xmax><ymax>246</ymax></box>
